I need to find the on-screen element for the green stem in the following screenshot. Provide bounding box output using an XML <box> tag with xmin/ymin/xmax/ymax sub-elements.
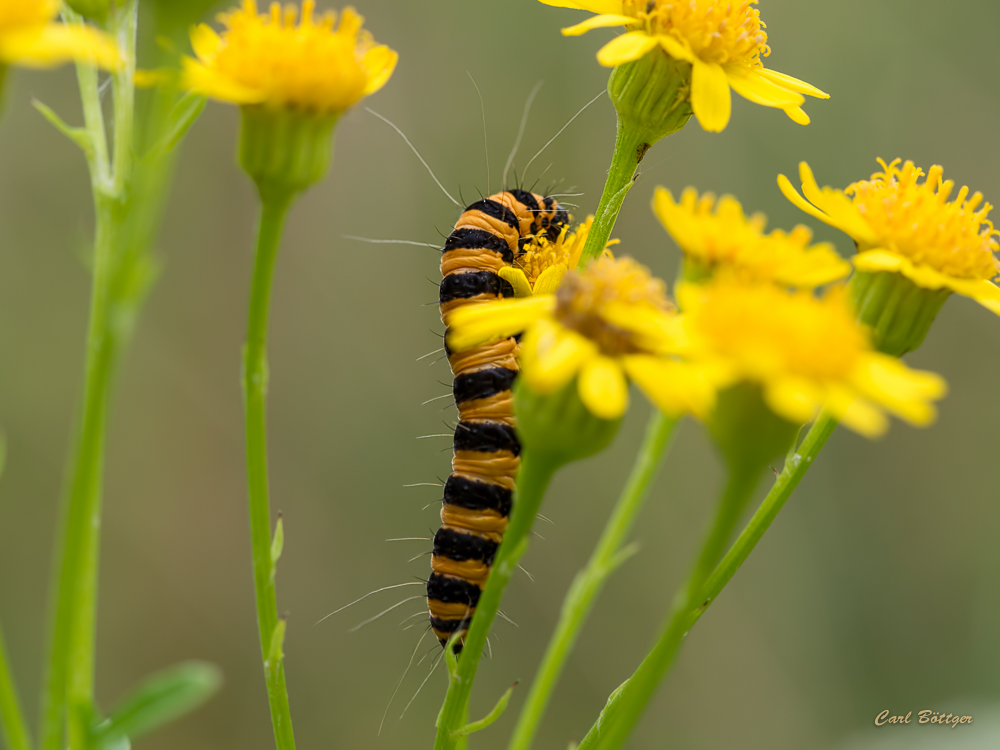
<box><xmin>243</xmin><ymin>194</ymin><xmax>298</xmax><ymax>750</ymax></box>
<box><xmin>507</xmin><ymin>412</ymin><xmax>678</xmax><ymax>750</ymax></box>
<box><xmin>576</xmin><ymin>414</ymin><xmax>838</xmax><ymax>749</ymax></box>
<box><xmin>0</xmin><ymin>624</ymin><xmax>31</xmax><ymax>750</ymax></box>
<box><xmin>40</xmin><ymin>8</ymin><xmax>137</xmax><ymax>750</ymax></box>
<box><xmin>433</xmin><ymin>451</ymin><xmax>558</xmax><ymax>750</ymax></box>
<box><xmin>578</xmin><ymin>119</ymin><xmax>645</xmax><ymax>264</ymax></box>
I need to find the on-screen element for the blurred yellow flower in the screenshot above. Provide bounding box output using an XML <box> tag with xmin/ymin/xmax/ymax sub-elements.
<box><xmin>653</xmin><ymin>186</ymin><xmax>850</xmax><ymax>288</ymax></box>
<box><xmin>499</xmin><ymin>216</ymin><xmax>616</xmax><ymax>297</ymax></box>
<box><xmin>680</xmin><ymin>277</ymin><xmax>946</xmax><ymax>437</ymax></box>
<box><xmin>449</xmin><ymin>255</ymin><xmax>711</xmax><ymax>420</ymax></box>
<box><xmin>0</xmin><ymin>0</ymin><xmax>119</xmax><ymax>70</ymax></box>
<box><xmin>183</xmin><ymin>0</ymin><xmax>397</xmax><ymax>113</ymax></box>
<box><xmin>780</xmin><ymin>159</ymin><xmax>1000</xmax><ymax>315</ymax></box>
<box><xmin>540</xmin><ymin>0</ymin><xmax>827</xmax><ymax>131</ymax></box>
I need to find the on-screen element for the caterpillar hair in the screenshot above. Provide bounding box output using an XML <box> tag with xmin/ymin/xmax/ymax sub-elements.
<box><xmin>427</xmin><ymin>190</ymin><xmax>569</xmax><ymax>653</ymax></box>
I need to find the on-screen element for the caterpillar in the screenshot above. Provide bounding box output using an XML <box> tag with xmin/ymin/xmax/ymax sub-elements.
<box><xmin>427</xmin><ymin>190</ymin><xmax>569</xmax><ymax>653</ymax></box>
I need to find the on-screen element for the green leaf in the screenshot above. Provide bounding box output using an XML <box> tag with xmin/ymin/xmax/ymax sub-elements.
<box><xmin>269</xmin><ymin>514</ymin><xmax>284</xmax><ymax>584</ymax></box>
<box><xmin>267</xmin><ymin>619</ymin><xmax>286</xmax><ymax>676</ymax></box>
<box><xmin>90</xmin><ymin>662</ymin><xmax>221</xmax><ymax>749</ymax></box>
<box><xmin>153</xmin><ymin>94</ymin><xmax>206</xmax><ymax>157</ymax></box>
<box><xmin>451</xmin><ymin>682</ymin><xmax>517</xmax><ymax>738</ymax></box>
<box><xmin>33</xmin><ymin>100</ymin><xmax>92</xmax><ymax>157</ymax></box>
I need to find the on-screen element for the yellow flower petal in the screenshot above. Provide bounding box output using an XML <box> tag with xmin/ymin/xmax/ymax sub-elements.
<box><xmin>777</xmin><ymin>173</ymin><xmax>832</xmax><ymax>226</ymax></box>
<box><xmin>181</xmin><ymin>58</ymin><xmax>265</xmax><ymax>105</ymax></box>
<box><xmin>561</xmin><ymin>14</ymin><xmax>635</xmax><ymax>36</ymax></box>
<box><xmin>190</xmin><ymin>23</ymin><xmax>220</xmax><ymax>62</ymax></box>
<box><xmin>762</xmin><ymin>377</ymin><xmax>822</xmax><ymax>426</ymax></box>
<box><xmin>578</xmin><ymin>356</ymin><xmax>629</xmax><ymax>419</ymax></box>
<box><xmin>783</xmin><ymin>106</ymin><xmax>810</xmax><ymax>125</ymax></box>
<box><xmin>725</xmin><ymin>66</ymin><xmax>805</xmax><ymax>108</ymax></box>
<box><xmin>539</xmin><ymin>0</ymin><xmax>624</xmax><ymax>13</ymax></box>
<box><xmin>690</xmin><ymin>59</ymin><xmax>731</xmax><ymax>132</ymax></box>
<box><xmin>596</xmin><ymin>31</ymin><xmax>658</xmax><ymax>67</ymax></box>
<box><xmin>758</xmin><ymin>69</ymin><xmax>830</xmax><ymax>99</ymax></box>
<box><xmin>853</xmin><ymin>249</ymin><xmax>905</xmax><ymax>274</ymax></box>
<box><xmin>447</xmin><ymin>295</ymin><xmax>555</xmax><ymax>351</ymax></box>
<box><xmin>521</xmin><ymin>319</ymin><xmax>597</xmax><ymax>393</ymax></box>
<box><xmin>623</xmin><ymin>356</ymin><xmax>717</xmax><ymax>418</ymax></box>
<box><xmin>533</xmin><ymin>264</ymin><xmax>568</xmax><ymax>295</ymax></box>
<box><xmin>362</xmin><ymin>46</ymin><xmax>399</xmax><ymax>96</ymax></box>
<box><xmin>656</xmin><ymin>34</ymin><xmax>694</xmax><ymax>63</ymax></box>
<box><xmin>0</xmin><ymin>23</ymin><xmax>120</xmax><ymax>70</ymax></box>
<box><xmin>498</xmin><ymin>267</ymin><xmax>535</xmax><ymax>298</ymax></box>
<box><xmin>827</xmin><ymin>390</ymin><xmax>888</xmax><ymax>438</ymax></box>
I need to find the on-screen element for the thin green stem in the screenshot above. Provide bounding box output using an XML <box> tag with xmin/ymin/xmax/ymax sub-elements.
<box><xmin>0</xmin><ymin>624</ymin><xmax>32</xmax><ymax>750</ymax></box>
<box><xmin>433</xmin><ymin>451</ymin><xmax>558</xmax><ymax>750</ymax></box>
<box><xmin>243</xmin><ymin>194</ymin><xmax>297</xmax><ymax>750</ymax></box>
<box><xmin>576</xmin><ymin>414</ymin><xmax>838</xmax><ymax>750</ymax></box>
<box><xmin>40</xmin><ymin>8</ymin><xmax>137</xmax><ymax>749</ymax></box>
<box><xmin>578</xmin><ymin>119</ymin><xmax>645</xmax><ymax>264</ymax></box>
<box><xmin>507</xmin><ymin>412</ymin><xmax>678</xmax><ymax>750</ymax></box>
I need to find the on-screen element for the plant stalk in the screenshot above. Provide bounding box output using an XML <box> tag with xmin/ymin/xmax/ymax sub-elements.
<box><xmin>0</xmin><ymin>625</ymin><xmax>31</xmax><ymax>750</ymax></box>
<box><xmin>507</xmin><ymin>412</ymin><xmax>678</xmax><ymax>750</ymax></box>
<box><xmin>576</xmin><ymin>414</ymin><xmax>838</xmax><ymax>749</ymax></box>
<box><xmin>243</xmin><ymin>194</ymin><xmax>298</xmax><ymax>750</ymax></box>
<box><xmin>433</xmin><ymin>451</ymin><xmax>558</xmax><ymax>750</ymax></box>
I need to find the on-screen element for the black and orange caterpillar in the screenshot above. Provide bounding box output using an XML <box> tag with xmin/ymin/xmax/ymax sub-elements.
<box><xmin>426</xmin><ymin>190</ymin><xmax>569</xmax><ymax>652</ymax></box>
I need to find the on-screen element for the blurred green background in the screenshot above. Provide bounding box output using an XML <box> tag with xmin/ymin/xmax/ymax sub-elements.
<box><xmin>2</xmin><ymin>1</ymin><xmax>1000</xmax><ymax>748</ymax></box>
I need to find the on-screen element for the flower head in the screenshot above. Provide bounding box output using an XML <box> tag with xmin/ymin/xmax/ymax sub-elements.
<box><xmin>498</xmin><ymin>216</ymin><xmax>616</xmax><ymax>297</ymax></box>
<box><xmin>540</xmin><ymin>0</ymin><xmax>827</xmax><ymax>131</ymax></box>
<box><xmin>653</xmin><ymin>186</ymin><xmax>850</xmax><ymax>287</ymax></box>
<box><xmin>0</xmin><ymin>0</ymin><xmax>119</xmax><ymax>70</ymax></box>
<box><xmin>780</xmin><ymin>159</ymin><xmax>1000</xmax><ymax>315</ymax></box>
<box><xmin>680</xmin><ymin>277</ymin><xmax>946</xmax><ymax>437</ymax></box>
<box><xmin>449</xmin><ymin>255</ymin><xmax>710</xmax><ymax>420</ymax></box>
<box><xmin>183</xmin><ymin>1</ymin><xmax>397</xmax><ymax>114</ymax></box>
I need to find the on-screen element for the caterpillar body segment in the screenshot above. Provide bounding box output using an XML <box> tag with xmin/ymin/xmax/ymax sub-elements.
<box><xmin>429</xmin><ymin>190</ymin><xmax>568</xmax><ymax>652</ymax></box>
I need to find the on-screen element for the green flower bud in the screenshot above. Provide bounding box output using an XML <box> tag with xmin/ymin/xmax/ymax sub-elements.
<box><xmin>608</xmin><ymin>48</ymin><xmax>693</xmax><ymax>154</ymax></box>
<box><xmin>65</xmin><ymin>0</ymin><xmax>111</xmax><ymax>23</ymax></box>
<box><xmin>707</xmin><ymin>383</ymin><xmax>800</xmax><ymax>478</ymax></box>
<box><xmin>514</xmin><ymin>379</ymin><xmax>620</xmax><ymax>469</ymax></box>
<box><xmin>239</xmin><ymin>106</ymin><xmax>340</xmax><ymax>203</ymax></box>
<box><xmin>850</xmin><ymin>270</ymin><xmax>950</xmax><ymax>357</ymax></box>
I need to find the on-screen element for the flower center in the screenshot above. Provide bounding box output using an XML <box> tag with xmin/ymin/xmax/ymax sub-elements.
<box><xmin>0</xmin><ymin>0</ymin><xmax>58</xmax><ymax>29</ymax></box>
<box><xmin>624</xmin><ymin>0</ymin><xmax>770</xmax><ymax>67</ymax></box>
<box><xmin>212</xmin><ymin>0</ymin><xmax>371</xmax><ymax>112</ymax></box>
<box><xmin>847</xmin><ymin>159</ymin><xmax>1000</xmax><ymax>281</ymax></box>
<box><xmin>516</xmin><ymin>216</ymin><xmax>594</xmax><ymax>286</ymax></box>
<box><xmin>555</xmin><ymin>256</ymin><xmax>673</xmax><ymax>355</ymax></box>
<box><xmin>690</xmin><ymin>281</ymin><xmax>866</xmax><ymax>380</ymax></box>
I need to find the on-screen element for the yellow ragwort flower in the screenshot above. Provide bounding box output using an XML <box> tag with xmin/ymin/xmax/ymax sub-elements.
<box><xmin>183</xmin><ymin>0</ymin><xmax>397</xmax><ymax>113</ymax></box>
<box><xmin>498</xmin><ymin>216</ymin><xmax>616</xmax><ymax>297</ymax></box>
<box><xmin>779</xmin><ymin>159</ymin><xmax>1000</xmax><ymax>315</ymax></box>
<box><xmin>448</xmin><ymin>255</ymin><xmax>712</xmax><ymax>420</ymax></box>
<box><xmin>653</xmin><ymin>186</ymin><xmax>850</xmax><ymax>287</ymax></box>
<box><xmin>0</xmin><ymin>0</ymin><xmax>119</xmax><ymax>70</ymax></box>
<box><xmin>679</xmin><ymin>277</ymin><xmax>946</xmax><ymax>437</ymax></box>
<box><xmin>540</xmin><ymin>0</ymin><xmax>827</xmax><ymax>131</ymax></box>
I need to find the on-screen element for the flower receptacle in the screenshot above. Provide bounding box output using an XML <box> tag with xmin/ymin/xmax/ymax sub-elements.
<box><xmin>239</xmin><ymin>106</ymin><xmax>340</xmax><ymax>203</ymax></box>
<box><xmin>850</xmin><ymin>270</ymin><xmax>950</xmax><ymax>357</ymax></box>
<box><xmin>608</xmin><ymin>49</ymin><xmax>693</xmax><ymax>153</ymax></box>
<box><xmin>707</xmin><ymin>383</ymin><xmax>800</xmax><ymax>479</ymax></box>
<box><xmin>514</xmin><ymin>379</ymin><xmax>620</xmax><ymax>469</ymax></box>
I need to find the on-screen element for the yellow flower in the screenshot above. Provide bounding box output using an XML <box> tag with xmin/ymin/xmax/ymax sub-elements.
<box><xmin>679</xmin><ymin>277</ymin><xmax>946</xmax><ymax>437</ymax></box>
<box><xmin>780</xmin><ymin>159</ymin><xmax>1000</xmax><ymax>315</ymax></box>
<box><xmin>449</xmin><ymin>255</ymin><xmax>711</xmax><ymax>420</ymax></box>
<box><xmin>0</xmin><ymin>0</ymin><xmax>119</xmax><ymax>70</ymax></box>
<box><xmin>652</xmin><ymin>186</ymin><xmax>850</xmax><ymax>287</ymax></box>
<box><xmin>498</xmin><ymin>216</ymin><xmax>616</xmax><ymax>297</ymax></box>
<box><xmin>183</xmin><ymin>1</ymin><xmax>397</xmax><ymax>113</ymax></box>
<box><xmin>540</xmin><ymin>0</ymin><xmax>827</xmax><ymax>132</ymax></box>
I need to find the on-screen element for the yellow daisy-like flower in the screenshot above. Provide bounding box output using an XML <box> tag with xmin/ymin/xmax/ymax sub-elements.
<box><xmin>449</xmin><ymin>255</ymin><xmax>712</xmax><ymax>420</ymax></box>
<box><xmin>498</xmin><ymin>216</ymin><xmax>616</xmax><ymax>297</ymax></box>
<box><xmin>653</xmin><ymin>186</ymin><xmax>850</xmax><ymax>288</ymax></box>
<box><xmin>183</xmin><ymin>0</ymin><xmax>397</xmax><ymax>113</ymax></box>
<box><xmin>0</xmin><ymin>0</ymin><xmax>119</xmax><ymax>70</ymax></box>
<box><xmin>540</xmin><ymin>0</ymin><xmax>828</xmax><ymax>132</ymax></box>
<box><xmin>780</xmin><ymin>159</ymin><xmax>1000</xmax><ymax>315</ymax></box>
<box><xmin>679</xmin><ymin>277</ymin><xmax>946</xmax><ymax>437</ymax></box>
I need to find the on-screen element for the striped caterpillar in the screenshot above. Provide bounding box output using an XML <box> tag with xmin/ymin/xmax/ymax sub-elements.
<box><xmin>428</xmin><ymin>190</ymin><xmax>569</xmax><ymax>653</ymax></box>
